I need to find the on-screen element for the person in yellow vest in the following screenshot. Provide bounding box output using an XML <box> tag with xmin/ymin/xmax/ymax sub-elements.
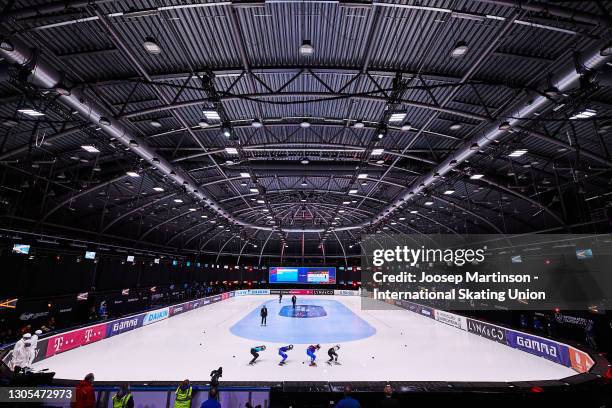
<box><xmin>112</xmin><ymin>384</ymin><xmax>134</xmax><ymax>408</ymax></box>
<box><xmin>174</xmin><ymin>379</ymin><xmax>193</xmax><ymax>408</ymax></box>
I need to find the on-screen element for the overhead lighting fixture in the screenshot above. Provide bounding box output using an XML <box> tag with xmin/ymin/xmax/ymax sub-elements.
<box><xmin>143</xmin><ymin>37</ymin><xmax>162</xmax><ymax>54</ymax></box>
<box><xmin>201</xmin><ymin>215</ymin><xmax>208</xmax><ymax>218</ymax></box>
<box><xmin>371</xmin><ymin>148</ymin><xmax>384</xmax><ymax>156</ymax></box>
<box><xmin>249</xmin><ymin>188</ymin><xmax>259</xmax><ymax>193</ymax></box>
<box><xmin>601</xmin><ymin>42</ymin><xmax>612</xmax><ymax>57</ymax></box>
<box><xmin>0</xmin><ymin>39</ymin><xmax>14</xmax><ymax>51</ymax></box>
<box><xmin>424</xmin><ymin>201</ymin><xmax>434</xmax><ymax>206</ymax></box>
<box><xmin>569</xmin><ymin>108</ymin><xmax>596</xmax><ymax>120</ymax></box>
<box><xmin>410</xmin><ymin>210</ymin><xmax>418</xmax><ymax>214</ymax></box>
<box><xmin>126</xmin><ymin>171</ymin><xmax>140</xmax><ymax>177</ymax></box>
<box><xmin>222</xmin><ymin>128</ymin><xmax>232</xmax><ymax>138</ymax></box>
<box><xmin>543</xmin><ymin>85</ymin><xmax>561</xmax><ymax>98</ymax></box>
<box><xmin>443</xmin><ymin>190</ymin><xmax>455</xmax><ymax>195</ymax></box>
<box><xmin>449</xmin><ymin>122</ymin><xmax>463</xmax><ymax>131</ymax></box>
<box><xmin>400</xmin><ymin>123</ymin><xmax>412</xmax><ymax>131</ymax></box>
<box><xmin>357</xmin><ymin>173</ymin><xmax>367</xmax><ymax>179</ymax></box>
<box><xmin>81</xmin><ymin>145</ymin><xmax>100</xmax><ymax>153</ymax></box>
<box><xmin>225</xmin><ymin>147</ymin><xmax>238</xmax><ymax>155</ymax></box>
<box><xmin>174</xmin><ymin>198</ymin><xmax>183</xmax><ymax>203</ymax></box>
<box><xmin>251</xmin><ymin>120</ymin><xmax>263</xmax><ymax>128</ymax></box>
<box><xmin>299</xmin><ymin>40</ymin><xmax>314</xmax><ymax>56</ymax></box>
<box><xmin>451</xmin><ymin>41</ymin><xmax>469</xmax><ymax>58</ymax></box>
<box><xmin>349</xmin><ymin>189</ymin><xmax>358</xmax><ymax>194</ymax></box>
<box><xmin>189</xmin><ymin>208</ymin><xmax>197</xmax><ymax>212</ymax></box>
<box><xmin>388</xmin><ymin>112</ymin><xmax>406</xmax><ymax>123</ymax></box>
<box><xmin>240</xmin><ymin>172</ymin><xmax>251</xmax><ymax>178</ymax></box>
<box><xmin>17</xmin><ymin>108</ymin><xmax>44</xmax><ymax>117</ymax></box>
<box><xmin>256</xmin><ymin>199</ymin><xmax>265</xmax><ymax>204</ymax></box>
<box><xmin>508</xmin><ymin>149</ymin><xmax>528</xmax><ymax>158</ymax></box>
<box><xmin>150</xmin><ymin>120</ymin><xmax>162</xmax><ymax>128</ymax></box>
<box><xmin>300</xmin><ymin>121</ymin><xmax>311</xmax><ymax>128</ymax></box>
<box><xmin>198</xmin><ymin>120</ymin><xmax>209</xmax><ymax>128</ymax></box>
<box><xmin>301</xmin><ymin>181</ymin><xmax>308</xmax><ymax>186</ymax></box>
<box><xmin>300</xmin><ymin>157</ymin><xmax>310</xmax><ymax>165</ymax></box>
<box><xmin>353</xmin><ymin>121</ymin><xmax>365</xmax><ymax>129</ymax></box>
<box><xmin>498</xmin><ymin>121</ymin><xmax>512</xmax><ymax>131</ymax></box>
<box><xmin>153</xmin><ymin>187</ymin><xmax>164</xmax><ymax>192</ymax></box>
<box><xmin>203</xmin><ymin>110</ymin><xmax>220</xmax><ymax>120</ymax></box>
<box><xmin>470</xmin><ymin>174</ymin><xmax>484</xmax><ymax>180</ymax></box>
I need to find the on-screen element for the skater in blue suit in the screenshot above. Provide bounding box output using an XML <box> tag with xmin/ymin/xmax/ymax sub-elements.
<box><xmin>306</xmin><ymin>344</ymin><xmax>320</xmax><ymax>366</ymax></box>
<box><xmin>278</xmin><ymin>344</ymin><xmax>293</xmax><ymax>365</ymax></box>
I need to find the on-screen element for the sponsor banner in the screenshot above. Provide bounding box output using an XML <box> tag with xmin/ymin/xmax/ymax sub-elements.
<box><xmin>221</xmin><ymin>292</ymin><xmax>231</xmax><ymax>300</ymax></box>
<box><xmin>210</xmin><ymin>295</ymin><xmax>222</xmax><ymax>303</ymax></box>
<box><xmin>143</xmin><ymin>307</ymin><xmax>169</xmax><ymax>326</ymax></box>
<box><xmin>334</xmin><ymin>290</ymin><xmax>358</xmax><ymax>296</ymax></box>
<box><xmin>202</xmin><ymin>298</ymin><xmax>211</xmax><ymax>306</ymax></box>
<box><xmin>419</xmin><ymin>305</ymin><xmax>434</xmax><ymax>318</ymax></box>
<box><xmin>434</xmin><ymin>310</ymin><xmax>467</xmax><ymax>331</ymax></box>
<box><xmin>189</xmin><ymin>299</ymin><xmax>203</xmax><ymax>309</ymax></box>
<box><xmin>288</xmin><ymin>289</ymin><xmax>313</xmax><ymax>295</ymax></box>
<box><xmin>313</xmin><ymin>289</ymin><xmax>334</xmax><ymax>295</ymax></box>
<box><xmin>554</xmin><ymin>313</ymin><xmax>590</xmax><ymax>328</ymax></box>
<box><xmin>46</xmin><ymin>323</ymin><xmax>107</xmax><ymax>357</ymax></box>
<box><xmin>234</xmin><ymin>290</ymin><xmax>248</xmax><ymax>296</ymax></box>
<box><xmin>466</xmin><ymin>319</ymin><xmax>507</xmax><ymax>344</ymax></box>
<box><xmin>568</xmin><ymin>347</ymin><xmax>594</xmax><ymax>373</ymax></box>
<box><xmin>506</xmin><ymin>330</ymin><xmax>571</xmax><ymax>366</ymax></box>
<box><xmin>229</xmin><ymin>292</ymin><xmax>235</xmax><ymax>298</ymax></box>
<box><xmin>249</xmin><ymin>289</ymin><xmax>270</xmax><ymax>295</ymax></box>
<box><xmin>106</xmin><ymin>314</ymin><xmax>145</xmax><ymax>337</ymax></box>
<box><xmin>170</xmin><ymin>303</ymin><xmax>188</xmax><ymax>316</ymax></box>
<box><xmin>269</xmin><ymin>289</ymin><xmax>282</xmax><ymax>295</ymax></box>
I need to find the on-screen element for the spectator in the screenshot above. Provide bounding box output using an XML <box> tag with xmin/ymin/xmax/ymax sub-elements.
<box><xmin>72</xmin><ymin>373</ymin><xmax>95</xmax><ymax>408</ymax></box>
<box><xmin>41</xmin><ymin>317</ymin><xmax>56</xmax><ymax>333</ymax></box>
<box><xmin>174</xmin><ymin>379</ymin><xmax>193</xmax><ymax>408</ymax></box>
<box><xmin>200</xmin><ymin>387</ymin><xmax>221</xmax><ymax>408</ymax></box>
<box><xmin>112</xmin><ymin>383</ymin><xmax>134</xmax><ymax>408</ymax></box>
<box><xmin>380</xmin><ymin>384</ymin><xmax>400</xmax><ymax>408</ymax></box>
<box><xmin>335</xmin><ymin>386</ymin><xmax>360</xmax><ymax>408</ymax></box>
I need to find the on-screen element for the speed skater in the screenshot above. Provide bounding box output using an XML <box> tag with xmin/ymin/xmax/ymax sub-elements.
<box><xmin>249</xmin><ymin>345</ymin><xmax>266</xmax><ymax>365</ymax></box>
<box><xmin>306</xmin><ymin>344</ymin><xmax>320</xmax><ymax>366</ymax></box>
<box><xmin>278</xmin><ymin>344</ymin><xmax>293</xmax><ymax>365</ymax></box>
<box><xmin>327</xmin><ymin>344</ymin><xmax>340</xmax><ymax>364</ymax></box>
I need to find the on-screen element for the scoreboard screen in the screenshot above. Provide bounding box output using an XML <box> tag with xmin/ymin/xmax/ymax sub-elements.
<box><xmin>269</xmin><ymin>267</ymin><xmax>336</xmax><ymax>284</ymax></box>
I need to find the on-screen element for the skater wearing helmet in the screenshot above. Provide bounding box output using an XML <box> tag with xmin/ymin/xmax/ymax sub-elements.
<box><xmin>327</xmin><ymin>345</ymin><xmax>340</xmax><ymax>364</ymax></box>
<box><xmin>306</xmin><ymin>344</ymin><xmax>320</xmax><ymax>366</ymax></box>
<box><xmin>249</xmin><ymin>345</ymin><xmax>266</xmax><ymax>365</ymax></box>
<box><xmin>278</xmin><ymin>345</ymin><xmax>293</xmax><ymax>365</ymax></box>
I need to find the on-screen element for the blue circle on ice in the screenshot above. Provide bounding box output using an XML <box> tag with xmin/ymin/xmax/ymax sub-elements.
<box><xmin>230</xmin><ymin>299</ymin><xmax>376</xmax><ymax>343</ymax></box>
<box><xmin>279</xmin><ymin>305</ymin><xmax>327</xmax><ymax>318</ymax></box>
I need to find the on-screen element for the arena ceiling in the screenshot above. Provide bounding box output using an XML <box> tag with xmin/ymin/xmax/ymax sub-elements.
<box><xmin>0</xmin><ymin>0</ymin><xmax>611</xmax><ymax>262</ymax></box>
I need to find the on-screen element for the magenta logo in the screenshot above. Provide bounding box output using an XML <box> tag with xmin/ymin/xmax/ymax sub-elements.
<box><xmin>53</xmin><ymin>336</ymin><xmax>64</xmax><ymax>352</ymax></box>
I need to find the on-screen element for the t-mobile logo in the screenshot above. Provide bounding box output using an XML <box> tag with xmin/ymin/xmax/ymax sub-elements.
<box><xmin>53</xmin><ymin>337</ymin><xmax>64</xmax><ymax>352</ymax></box>
<box><xmin>84</xmin><ymin>329</ymin><xmax>94</xmax><ymax>342</ymax></box>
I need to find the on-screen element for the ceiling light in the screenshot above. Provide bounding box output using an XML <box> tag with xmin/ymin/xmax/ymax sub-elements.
<box><xmin>126</xmin><ymin>171</ymin><xmax>140</xmax><ymax>177</ymax></box>
<box><xmin>240</xmin><ymin>172</ymin><xmax>251</xmax><ymax>178</ymax></box>
<box><xmin>251</xmin><ymin>120</ymin><xmax>263</xmax><ymax>128</ymax></box>
<box><xmin>389</xmin><ymin>112</ymin><xmax>406</xmax><ymax>123</ymax></box>
<box><xmin>410</xmin><ymin>210</ymin><xmax>418</xmax><ymax>214</ymax></box>
<box><xmin>498</xmin><ymin>121</ymin><xmax>512</xmax><ymax>131</ymax></box>
<box><xmin>203</xmin><ymin>110</ymin><xmax>220</xmax><ymax>120</ymax></box>
<box><xmin>353</xmin><ymin>121</ymin><xmax>365</xmax><ymax>129</ymax></box>
<box><xmin>300</xmin><ymin>121</ymin><xmax>310</xmax><ymax>128</ymax></box>
<box><xmin>377</xmin><ymin>131</ymin><xmax>385</xmax><ymax>139</ymax></box>
<box><xmin>569</xmin><ymin>108</ymin><xmax>596</xmax><ymax>120</ymax></box>
<box><xmin>300</xmin><ymin>157</ymin><xmax>310</xmax><ymax>165</ymax></box>
<box><xmin>249</xmin><ymin>188</ymin><xmax>259</xmax><ymax>193</ymax></box>
<box><xmin>349</xmin><ymin>189</ymin><xmax>358</xmax><ymax>194</ymax></box>
<box><xmin>449</xmin><ymin>122</ymin><xmax>462</xmax><ymax>131</ymax></box>
<box><xmin>81</xmin><ymin>145</ymin><xmax>100</xmax><ymax>153</ymax></box>
<box><xmin>508</xmin><ymin>149</ymin><xmax>528</xmax><ymax>158</ymax></box>
<box><xmin>357</xmin><ymin>173</ymin><xmax>367</xmax><ymax>179</ymax></box>
<box><xmin>371</xmin><ymin>148</ymin><xmax>384</xmax><ymax>156</ymax></box>
<box><xmin>424</xmin><ymin>201</ymin><xmax>434</xmax><ymax>206</ymax></box>
<box><xmin>299</xmin><ymin>40</ymin><xmax>314</xmax><ymax>56</ymax></box>
<box><xmin>342</xmin><ymin>201</ymin><xmax>350</xmax><ymax>205</ymax></box>
<box><xmin>57</xmin><ymin>172</ymin><xmax>66</xmax><ymax>179</ymax></box>
<box><xmin>301</xmin><ymin>181</ymin><xmax>308</xmax><ymax>186</ymax></box>
<box><xmin>173</xmin><ymin>199</ymin><xmax>183</xmax><ymax>203</ymax></box>
<box><xmin>544</xmin><ymin>86</ymin><xmax>561</xmax><ymax>98</ymax></box>
<box><xmin>400</xmin><ymin>123</ymin><xmax>412</xmax><ymax>131</ymax></box>
<box><xmin>0</xmin><ymin>39</ymin><xmax>14</xmax><ymax>51</ymax></box>
<box><xmin>601</xmin><ymin>42</ymin><xmax>612</xmax><ymax>57</ymax></box>
<box><xmin>153</xmin><ymin>187</ymin><xmax>164</xmax><ymax>192</ymax></box>
<box><xmin>222</xmin><ymin>128</ymin><xmax>232</xmax><ymax>138</ymax></box>
<box><xmin>143</xmin><ymin>37</ymin><xmax>162</xmax><ymax>54</ymax></box>
<box><xmin>198</xmin><ymin>120</ymin><xmax>209</xmax><ymax>128</ymax></box>
<box><xmin>444</xmin><ymin>190</ymin><xmax>455</xmax><ymax>195</ymax></box>
<box><xmin>470</xmin><ymin>174</ymin><xmax>484</xmax><ymax>180</ymax></box>
<box><xmin>225</xmin><ymin>147</ymin><xmax>238</xmax><ymax>155</ymax></box>
<box><xmin>189</xmin><ymin>208</ymin><xmax>197</xmax><ymax>212</ymax></box>
<box><xmin>17</xmin><ymin>108</ymin><xmax>44</xmax><ymax>117</ymax></box>
<box><xmin>256</xmin><ymin>199</ymin><xmax>265</xmax><ymax>204</ymax></box>
<box><xmin>201</xmin><ymin>215</ymin><xmax>208</xmax><ymax>218</ymax></box>
<box><xmin>451</xmin><ymin>41</ymin><xmax>468</xmax><ymax>58</ymax></box>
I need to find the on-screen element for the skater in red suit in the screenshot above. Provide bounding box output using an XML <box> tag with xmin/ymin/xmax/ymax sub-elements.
<box><xmin>306</xmin><ymin>344</ymin><xmax>320</xmax><ymax>366</ymax></box>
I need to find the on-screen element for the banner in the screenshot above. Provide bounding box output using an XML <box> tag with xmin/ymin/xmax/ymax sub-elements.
<box><xmin>210</xmin><ymin>295</ymin><xmax>222</xmax><ymax>303</ymax></box>
<box><xmin>334</xmin><ymin>290</ymin><xmax>358</xmax><ymax>296</ymax></box>
<box><xmin>506</xmin><ymin>330</ymin><xmax>571</xmax><ymax>366</ymax></box>
<box><xmin>466</xmin><ymin>318</ymin><xmax>507</xmax><ymax>344</ymax></box>
<box><xmin>169</xmin><ymin>303</ymin><xmax>188</xmax><ymax>316</ymax></box>
<box><xmin>434</xmin><ymin>310</ymin><xmax>467</xmax><ymax>330</ymax></box>
<box><xmin>313</xmin><ymin>289</ymin><xmax>334</xmax><ymax>295</ymax></box>
<box><xmin>419</xmin><ymin>305</ymin><xmax>434</xmax><ymax>319</ymax></box>
<box><xmin>249</xmin><ymin>289</ymin><xmax>270</xmax><ymax>295</ymax></box>
<box><xmin>221</xmin><ymin>292</ymin><xmax>231</xmax><ymax>300</ymax></box>
<box><xmin>143</xmin><ymin>307</ymin><xmax>169</xmax><ymax>326</ymax></box>
<box><xmin>234</xmin><ymin>290</ymin><xmax>248</xmax><ymax>296</ymax></box>
<box><xmin>46</xmin><ymin>322</ymin><xmax>108</xmax><ymax>357</ymax></box>
<box><xmin>288</xmin><ymin>289</ymin><xmax>313</xmax><ymax>295</ymax></box>
<box><xmin>568</xmin><ymin>347</ymin><xmax>594</xmax><ymax>373</ymax></box>
<box><xmin>106</xmin><ymin>314</ymin><xmax>145</xmax><ymax>337</ymax></box>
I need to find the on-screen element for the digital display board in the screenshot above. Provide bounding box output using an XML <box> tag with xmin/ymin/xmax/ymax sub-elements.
<box><xmin>269</xmin><ymin>267</ymin><xmax>336</xmax><ymax>284</ymax></box>
<box><xmin>12</xmin><ymin>244</ymin><xmax>30</xmax><ymax>255</ymax></box>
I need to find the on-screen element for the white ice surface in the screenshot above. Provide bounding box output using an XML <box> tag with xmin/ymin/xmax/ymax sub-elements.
<box><xmin>32</xmin><ymin>295</ymin><xmax>575</xmax><ymax>382</ymax></box>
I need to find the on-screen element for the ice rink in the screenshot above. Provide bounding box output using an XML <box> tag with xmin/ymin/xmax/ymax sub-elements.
<box><xmin>32</xmin><ymin>295</ymin><xmax>576</xmax><ymax>382</ymax></box>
